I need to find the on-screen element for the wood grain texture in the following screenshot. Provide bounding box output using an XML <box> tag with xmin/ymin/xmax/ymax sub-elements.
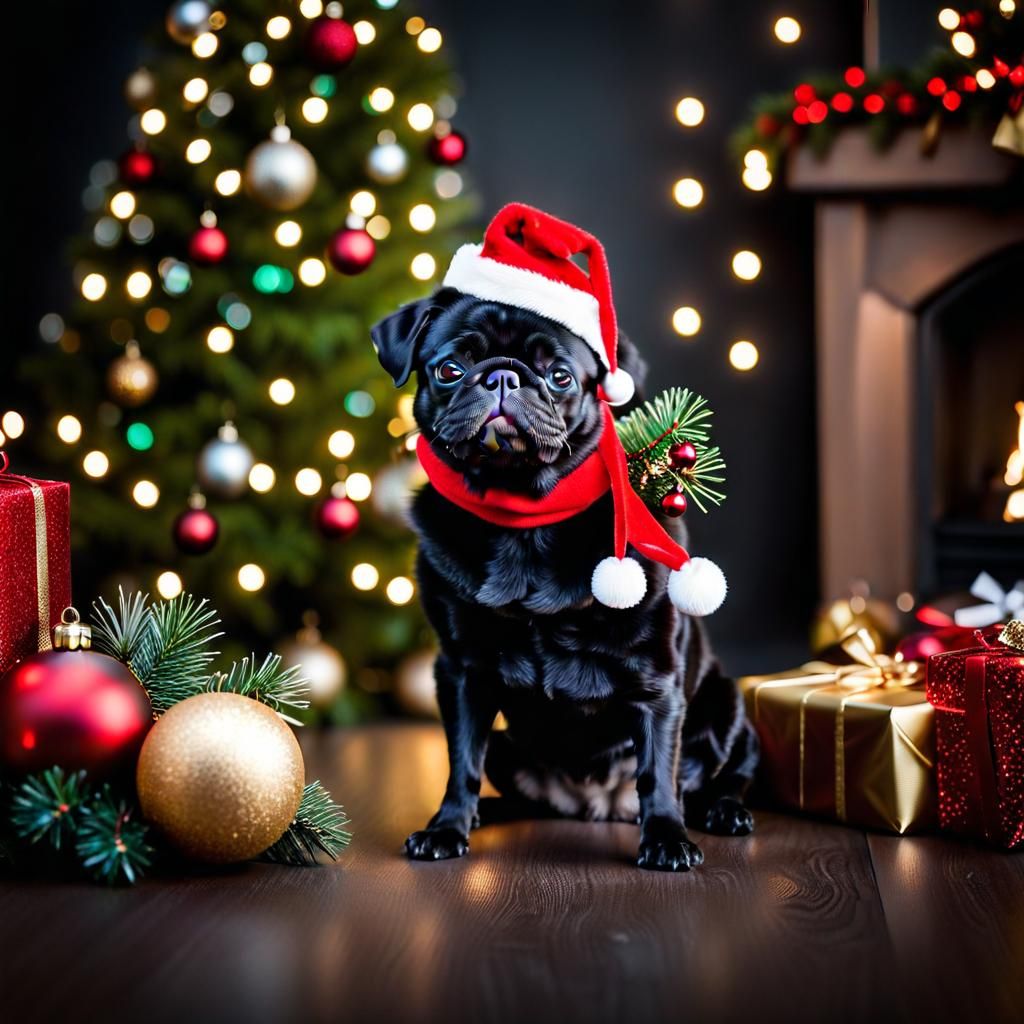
<box><xmin>0</xmin><ymin>724</ymin><xmax>1017</xmax><ymax>1024</ymax></box>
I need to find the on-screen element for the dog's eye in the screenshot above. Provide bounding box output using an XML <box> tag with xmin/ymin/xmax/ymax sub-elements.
<box><xmin>546</xmin><ymin>367</ymin><xmax>576</xmax><ymax>392</ymax></box>
<box><xmin>434</xmin><ymin>360</ymin><xmax>465</xmax><ymax>384</ymax></box>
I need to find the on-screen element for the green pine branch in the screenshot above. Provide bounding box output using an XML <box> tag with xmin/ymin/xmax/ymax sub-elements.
<box><xmin>616</xmin><ymin>388</ymin><xmax>727</xmax><ymax>512</ymax></box>
<box><xmin>91</xmin><ymin>588</ymin><xmax>152</xmax><ymax>665</ymax></box>
<box><xmin>261</xmin><ymin>781</ymin><xmax>351</xmax><ymax>866</ymax></box>
<box><xmin>205</xmin><ymin>653</ymin><xmax>310</xmax><ymax>725</ymax></box>
<box><xmin>75</xmin><ymin>788</ymin><xmax>152</xmax><ymax>885</ymax></box>
<box><xmin>10</xmin><ymin>768</ymin><xmax>89</xmax><ymax>851</ymax></box>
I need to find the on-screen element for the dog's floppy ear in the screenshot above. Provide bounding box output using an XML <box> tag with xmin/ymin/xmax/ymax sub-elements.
<box><xmin>371</xmin><ymin>294</ymin><xmax>446</xmax><ymax>387</ymax></box>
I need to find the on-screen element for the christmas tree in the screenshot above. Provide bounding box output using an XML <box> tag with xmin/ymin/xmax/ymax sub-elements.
<box><xmin>18</xmin><ymin>0</ymin><xmax>473</xmax><ymax>719</ymax></box>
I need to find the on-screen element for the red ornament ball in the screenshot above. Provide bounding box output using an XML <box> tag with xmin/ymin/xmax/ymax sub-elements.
<box><xmin>119</xmin><ymin>149</ymin><xmax>157</xmax><ymax>186</ymax></box>
<box><xmin>189</xmin><ymin>225</ymin><xmax>229</xmax><ymax>266</ymax></box>
<box><xmin>173</xmin><ymin>506</ymin><xmax>220</xmax><ymax>554</ymax></box>
<box><xmin>668</xmin><ymin>441</ymin><xmax>698</xmax><ymax>471</ymax></box>
<box><xmin>316</xmin><ymin>495</ymin><xmax>360</xmax><ymax>539</ymax></box>
<box><xmin>305</xmin><ymin>16</ymin><xmax>358</xmax><ymax>70</ymax></box>
<box><xmin>660</xmin><ymin>490</ymin><xmax>688</xmax><ymax>517</ymax></box>
<box><xmin>428</xmin><ymin>131</ymin><xmax>467</xmax><ymax>166</ymax></box>
<box><xmin>327</xmin><ymin>228</ymin><xmax>375</xmax><ymax>275</ymax></box>
<box><xmin>0</xmin><ymin>649</ymin><xmax>152</xmax><ymax>777</ymax></box>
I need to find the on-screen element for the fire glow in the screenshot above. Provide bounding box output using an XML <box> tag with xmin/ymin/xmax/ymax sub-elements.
<box><xmin>1004</xmin><ymin>400</ymin><xmax>1024</xmax><ymax>523</ymax></box>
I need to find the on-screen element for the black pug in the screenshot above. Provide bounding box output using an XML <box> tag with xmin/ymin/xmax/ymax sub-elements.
<box><xmin>371</xmin><ymin>251</ymin><xmax>758</xmax><ymax>875</ymax></box>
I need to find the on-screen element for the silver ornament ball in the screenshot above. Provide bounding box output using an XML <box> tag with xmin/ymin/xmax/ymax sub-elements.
<box><xmin>365</xmin><ymin>142</ymin><xmax>409</xmax><ymax>185</ymax></box>
<box><xmin>165</xmin><ymin>0</ymin><xmax>212</xmax><ymax>43</ymax></box>
<box><xmin>244</xmin><ymin>126</ymin><xmax>318</xmax><ymax>212</ymax></box>
<box><xmin>280</xmin><ymin>632</ymin><xmax>346</xmax><ymax>710</ymax></box>
<box><xmin>124</xmin><ymin>68</ymin><xmax>158</xmax><ymax>110</ymax></box>
<box><xmin>197</xmin><ymin>423</ymin><xmax>254</xmax><ymax>499</ymax></box>
<box><xmin>395</xmin><ymin>650</ymin><xmax>439</xmax><ymax>719</ymax></box>
<box><xmin>372</xmin><ymin>459</ymin><xmax>427</xmax><ymax>527</ymax></box>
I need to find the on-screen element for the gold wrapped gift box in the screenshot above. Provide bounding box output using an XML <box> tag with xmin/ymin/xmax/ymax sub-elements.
<box><xmin>739</xmin><ymin>632</ymin><xmax>936</xmax><ymax>834</ymax></box>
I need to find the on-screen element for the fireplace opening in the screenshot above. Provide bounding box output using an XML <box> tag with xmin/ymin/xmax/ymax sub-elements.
<box><xmin>917</xmin><ymin>244</ymin><xmax>1024</xmax><ymax>595</ymax></box>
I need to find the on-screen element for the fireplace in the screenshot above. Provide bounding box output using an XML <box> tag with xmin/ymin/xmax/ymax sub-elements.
<box><xmin>788</xmin><ymin>126</ymin><xmax>1024</xmax><ymax>602</ymax></box>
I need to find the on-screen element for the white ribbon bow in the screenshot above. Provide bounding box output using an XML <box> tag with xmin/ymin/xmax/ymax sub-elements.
<box><xmin>953</xmin><ymin>572</ymin><xmax>1024</xmax><ymax>629</ymax></box>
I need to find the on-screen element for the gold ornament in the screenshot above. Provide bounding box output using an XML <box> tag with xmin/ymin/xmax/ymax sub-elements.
<box><xmin>810</xmin><ymin>592</ymin><xmax>901</xmax><ymax>659</ymax></box>
<box><xmin>279</xmin><ymin>613</ymin><xmax>345</xmax><ymax>710</ymax></box>
<box><xmin>107</xmin><ymin>341</ymin><xmax>158</xmax><ymax>406</ymax></box>
<box><xmin>992</xmin><ymin>108</ymin><xmax>1024</xmax><ymax>157</ymax></box>
<box><xmin>244</xmin><ymin>125</ymin><xmax>317</xmax><ymax>212</ymax></box>
<box><xmin>136</xmin><ymin>692</ymin><xmax>304</xmax><ymax>863</ymax></box>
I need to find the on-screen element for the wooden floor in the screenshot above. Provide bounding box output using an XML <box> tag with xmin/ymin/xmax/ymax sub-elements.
<box><xmin>3</xmin><ymin>723</ymin><xmax>1023</xmax><ymax>1024</ymax></box>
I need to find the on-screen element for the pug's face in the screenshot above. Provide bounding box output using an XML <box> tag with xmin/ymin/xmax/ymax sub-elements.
<box><xmin>372</xmin><ymin>289</ymin><xmax>605</xmax><ymax>495</ymax></box>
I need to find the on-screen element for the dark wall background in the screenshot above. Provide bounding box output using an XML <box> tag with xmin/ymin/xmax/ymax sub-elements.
<box><xmin>6</xmin><ymin>0</ymin><xmax>929</xmax><ymax>674</ymax></box>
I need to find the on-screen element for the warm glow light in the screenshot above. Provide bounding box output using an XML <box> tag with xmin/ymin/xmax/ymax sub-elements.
<box><xmin>407</xmin><ymin>102</ymin><xmax>434</xmax><ymax>131</ymax></box>
<box><xmin>132</xmin><ymin>479</ymin><xmax>160</xmax><ymax>508</ymax></box>
<box><xmin>57</xmin><ymin>415</ymin><xmax>82</xmax><ymax>444</ymax></box>
<box><xmin>82</xmin><ymin>450</ymin><xmax>109</xmax><ymax>478</ymax></box>
<box><xmin>249</xmin><ymin>462</ymin><xmax>276</xmax><ymax>492</ymax></box>
<box><xmin>406</xmin><ymin>16</ymin><xmax>425</xmax><ymax>34</ymax></box>
<box><xmin>366</xmin><ymin>215</ymin><xmax>391</xmax><ymax>240</ymax></box>
<box><xmin>731</xmin><ymin>250</ymin><xmax>762</xmax><ymax>281</ymax></box>
<box><xmin>368</xmin><ymin>87</ymin><xmax>395</xmax><ymax>112</ymax></box>
<box><xmin>295</xmin><ymin>467</ymin><xmax>323</xmax><ymax>495</ymax></box>
<box><xmin>249</xmin><ymin>62</ymin><xmax>273</xmax><ymax>87</ymax></box>
<box><xmin>1004</xmin><ymin>402</ymin><xmax>1024</xmax><ymax>487</ymax></box>
<box><xmin>938</xmin><ymin>7</ymin><xmax>961</xmax><ymax>30</ymax></box>
<box><xmin>345</xmin><ymin>472</ymin><xmax>372</xmax><ymax>502</ymax></box>
<box><xmin>299</xmin><ymin>257</ymin><xmax>327</xmax><ymax>286</ymax></box>
<box><xmin>110</xmin><ymin>191</ymin><xmax>136</xmax><ymax>219</ymax></box>
<box><xmin>215</xmin><ymin>169</ymin><xmax>242</xmax><ymax>195</ymax></box>
<box><xmin>183</xmin><ymin>77</ymin><xmax>209</xmax><ymax>103</ymax></box>
<box><xmin>417</xmin><ymin>27</ymin><xmax>442</xmax><ymax>52</ymax></box>
<box><xmin>206</xmin><ymin>325</ymin><xmax>234</xmax><ymax>353</ymax></box>
<box><xmin>269</xmin><ymin>377</ymin><xmax>296</xmax><ymax>405</ymax></box>
<box><xmin>744</xmin><ymin>149</ymin><xmax>768</xmax><ymax>171</ymax></box>
<box><xmin>976</xmin><ymin>68</ymin><xmax>997</xmax><ymax>89</ymax></box>
<box><xmin>675</xmin><ymin>97</ymin><xmax>705</xmax><ymax>127</ymax></box>
<box><xmin>351</xmin><ymin>563</ymin><xmax>379</xmax><ymax>590</ymax></box>
<box><xmin>126</xmin><ymin>271</ymin><xmax>153</xmax><ymax>299</ymax></box>
<box><xmin>156</xmin><ymin>571</ymin><xmax>183</xmax><ymax>599</ymax></box>
<box><xmin>238</xmin><ymin>563</ymin><xmax>266</xmax><ymax>591</ymax></box>
<box><xmin>951</xmin><ymin>30</ymin><xmax>976</xmax><ymax>56</ymax></box>
<box><xmin>274</xmin><ymin>220</ymin><xmax>302</xmax><ymax>247</ymax></box>
<box><xmin>328</xmin><ymin>429</ymin><xmax>355</xmax><ymax>459</ymax></box>
<box><xmin>386</xmin><ymin>576</ymin><xmax>414</xmax><ymax>605</ymax></box>
<box><xmin>896</xmin><ymin>592</ymin><xmax>916</xmax><ymax>613</ymax></box>
<box><xmin>266</xmin><ymin>15</ymin><xmax>291</xmax><ymax>39</ymax></box>
<box><xmin>192</xmin><ymin>32</ymin><xmax>218</xmax><ymax>58</ymax></box>
<box><xmin>1</xmin><ymin>411</ymin><xmax>24</xmax><ymax>439</ymax></box>
<box><xmin>1006</xmin><ymin>490</ymin><xmax>1024</xmax><ymax>522</ymax></box>
<box><xmin>410</xmin><ymin>253</ymin><xmax>436</xmax><ymax>280</ymax></box>
<box><xmin>999</xmin><ymin>0</ymin><xmax>1016</xmax><ymax>14</ymax></box>
<box><xmin>672</xmin><ymin>177</ymin><xmax>704</xmax><ymax>208</ymax></box>
<box><xmin>742</xmin><ymin>166</ymin><xmax>773</xmax><ymax>191</ymax></box>
<box><xmin>81</xmin><ymin>273</ymin><xmax>108</xmax><ymax>301</ymax></box>
<box><xmin>350</xmin><ymin>190</ymin><xmax>377</xmax><ymax>216</ymax></box>
<box><xmin>409</xmin><ymin>203</ymin><xmax>436</xmax><ymax>232</ymax></box>
<box><xmin>140</xmin><ymin>109</ymin><xmax>167</xmax><ymax>135</ymax></box>
<box><xmin>672</xmin><ymin>307</ymin><xmax>702</xmax><ymax>337</ymax></box>
<box><xmin>299</xmin><ymin>0</ymin><xmax>323</xmax><ymax>16</ymax></box>
<box><xmin>353</xmin><ymin>20</ymin><xmax>376</xmax><ymax>44</ymax></box>
<box><xmin>185</xmin><ymin>138</ymin><xmax>212</xmax><ymax>164</ymax></box>
<box><xmin>729</xmin><ymin>340</ymin><xmax>760</xmax><ymax>371</ymax></box>
<box><xmin>302</xmin><ymin>96</ymin><xmax>328</xmax><ymax>123</ymax></box>
<box><xmin>773</xmin><ymin>16</ymin><xmax>801</xmax><ymax>43</ymax></box>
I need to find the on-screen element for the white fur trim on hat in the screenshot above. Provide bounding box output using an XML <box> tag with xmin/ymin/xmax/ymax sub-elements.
<box><xmin>667</xmin><ymin>558</ymin><xmax>727</xmax><ymax>617</ymax></box>
<box><xmin>592</xmin><ymin>556</ymin><xmax>647</xmax><ymax>609</ymax></box>
<box><xmin>443</xmin><ymin>244</ymin><xmax>607</xmax><ymax>366</ymax></box>
<box><xmin>601</xmin><ymin>368</ymin><xmax>635</xmax><ymax>406</ymax></box>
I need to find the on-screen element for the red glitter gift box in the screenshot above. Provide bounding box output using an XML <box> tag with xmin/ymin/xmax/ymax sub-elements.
<box><xmin>0</xmin><ymin>457</ymin><xmax>72</xmax><ymax>675</ymax></box>
<box><xmin>926</xmin><ymin>622</ymin><xmax>1024</xmax><ymax>849</ymax></box>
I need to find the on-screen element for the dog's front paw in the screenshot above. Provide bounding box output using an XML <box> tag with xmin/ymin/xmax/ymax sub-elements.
<box><xmin>405</xmin><ymin>827</ymin><xmax>469</xmax><ymax>861</ymax></box>
<box><xmin>702</xmin><ymin>796</ymin><xmax>754</xmax><ymax>836</ymax></box>
<box><xmin>637</xmin><ymin>821</ymin><xmax>703</xmax><ymax>872</ymax></box>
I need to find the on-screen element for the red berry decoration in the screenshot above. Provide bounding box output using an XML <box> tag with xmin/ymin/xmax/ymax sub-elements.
<box><xmin>668</xmin><ymin>440</ymin><xmax>698</xmax><ymax>471</ymax></box>
<box><xmin>316</xmin><ymin>495</ymin><xmax>360</xmax><ymax>539</ymax></box>
<box><xmin>660</xmin><ymin>490</ymin><xmax>688</xmax><ymax>517</ymax></box>
<box><xmin>119</xmin><ymin>149</ymin><xmax>157</xmax><ymax>186</ymax></box>
<box><xmin>173</xmin><ymin>504</ymin><xmax>219</xmax><ymax>554</ymax></box>
<box><xmin>428</xmin><ymin>131</ymin><xmax>467</xmax><ymax>166</ymax></box>
<box><xmin>754</xmin><ymin>113</ymin><xmax>782</xmax><ymax>137</ymax></box>
<box><xmin>327</xmin><ymin>227</ymin><xmax>375</xmax><ymax>275</ymax></box>
<box><xmin>189</xmin><ymin>225</ymin><xmax>229</xmax><ymax>266</ymax></box>
<box><xmin>305</xmin><ymin>16</ymin><xmax>358</xmax><ymax>70</ymax></box>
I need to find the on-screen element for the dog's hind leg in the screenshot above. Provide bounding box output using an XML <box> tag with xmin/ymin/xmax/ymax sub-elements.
<box><xmin>683</xmin><ymin>716</ymin><xmax>758</xmax><ymax>836</ymax></box>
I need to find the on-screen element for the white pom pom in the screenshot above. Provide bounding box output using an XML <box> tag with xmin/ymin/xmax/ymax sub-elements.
<box><xmin>592</xmin><ymin>556</ymin><xmax>647</xmax><ymax>609</ymax></box>
<box><xmin>602</xmin><ymin>368</ymin><xmax>635</xmax><ymax>406</ymax></box>
<box><xmin>667</xmin><ymin>557</ymin><xmax>727</xmax><ymax>617</ymax></box>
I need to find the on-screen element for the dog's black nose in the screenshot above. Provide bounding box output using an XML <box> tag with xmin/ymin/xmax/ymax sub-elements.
<box><xmin>485</xmin><ymin>368</ymin><xmax>520</xmax><ymax>396</ymax></box>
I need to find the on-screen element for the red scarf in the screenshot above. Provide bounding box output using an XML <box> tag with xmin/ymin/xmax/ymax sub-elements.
<box><xmin>416</xmin><ymin>404</ymin><xmax>688</xmax><ymax>572</ymax></box>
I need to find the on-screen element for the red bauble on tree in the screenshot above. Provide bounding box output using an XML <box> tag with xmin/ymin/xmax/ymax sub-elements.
<box><xmin>327</xmin><ymin>227</ymin><xmax>375</xmax><ymax>275</ymax></box>
<box><xmin>316</xmin><ymin>494</ymin><xmax>360</xmax><ymax>539</ymax></box>
<box><xmin>428</xmin><ymin>130</ymin><xmax>467</xmax><ymax>166</ymax></box>
<box><xmin>173</xmin><ymin>493</ymin><xmax>219</xmax><ymax>554</ymax></box>
<box><xmin>189</xmin><ymin>224</ymin><xmax>229</xmax><ymax>266</ymax></box>
<box><xmin>119</xmin><ymin>149</ymin><xmax>157</xmax><ymax>186</ymax></box>
<box><xmin>660</xmin><ymin>490</ymin><xmax>688</xmax><ymax>517</ymax></box>
<box><xmin>305</xmin><ymin>16</ymin><xmax>357</xmax><ymax>70</ymax></box>
<box><xmin>667</xmin><ymin>441</ymin><xmax>698</xmax><ymax>471</ymax></box>
<box><xmin>0</xmin><ymin>612</ymin><xmax>152</xmax><ymax>778</ymax></box>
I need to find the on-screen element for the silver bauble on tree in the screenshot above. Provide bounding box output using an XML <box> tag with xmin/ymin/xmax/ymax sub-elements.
<box><xmin>395</xmin><ymin>650</ymin><xmax>440</xmax><ymax>719</ymax></box>
<box><xmin>372</xmin><ymin>458</ymin><xmax>427</xmax><ymax>527</ymax></box>
<box><xmin>365</xmin><ymin>142</ymin><xmax>409</xmax><ymax>185</ymax></box>
<box><xmin>124</xmin><ymin>68</ymin><xmax>158</xmax><ymax>110</ymax></box>
<box><xmin>165</xmin><ymin>0</ymin><xmax>211</xmax><ymax>43</ymax></box>
<box><xmin>244</xmin><ymin>125</ymin><xmax>318</xmax><ymax>211</ymax></box>
<box><xmin>196</xmin><ymin>422</ymin><xmax>254</xmax><ymax>499</ymax></box>
<box><xmin>279</xmin><ymin>614</ymin><xmax>346</xmax><ymax>711</ymax></box>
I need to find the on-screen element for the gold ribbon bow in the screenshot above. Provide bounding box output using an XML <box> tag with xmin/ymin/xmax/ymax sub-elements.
<box><xmin>998</xmin><ymin>620</ymin><xmax>1024</xmax><ymax>652</ymax></box>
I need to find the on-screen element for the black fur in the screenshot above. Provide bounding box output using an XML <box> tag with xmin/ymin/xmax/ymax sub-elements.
<box><xmin>372</xmin><ymin>292</ymin><xmax>758</xmax><ymax>871</ymax></box>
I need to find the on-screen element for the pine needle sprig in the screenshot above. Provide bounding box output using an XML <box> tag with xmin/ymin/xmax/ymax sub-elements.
<box><xmin>10</xmin><ymin>768</ymin><xmax>89</xmax><ymax>850</ymax></box>
<box><xmin>91</xmin><ymin>588</ymin><xmax>152</xmax><ymax>665</ymax></box>
<box><xmin>205</xmin><ymin>653</ymin><xmax>310</xmax><ymax>725</ymax></box>
<box><xmin>262</xmin><ymin>781</ymin><xmax>351</xmax><ymax>866</ymax></box>
<box><xmin>75</xmin><ymin>789</ymin><xmax>152</xmax><ymax>885</ymax></box>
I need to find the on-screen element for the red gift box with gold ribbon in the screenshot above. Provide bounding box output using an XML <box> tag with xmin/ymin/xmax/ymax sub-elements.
<box><xmin>0</xmin><ymin>454</ymin><xmax>72</xmax><ymax>675</ymax></box>
<box><xmin>926</xmin><ymin>622</ymin><xmax>1024</xmax><ymax>849</ymax></box>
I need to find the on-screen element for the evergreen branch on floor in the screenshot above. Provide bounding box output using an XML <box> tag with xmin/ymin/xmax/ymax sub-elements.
<box><xmin>75</xmin><ymin>789</ymin><xmax>152</xmax><ymax>885</ymax></box>
<box><xmin>10</xmin><ymin>768</ymin><xmax>89</xmax><ymax>851</ymax></box>
<box><xmin>261</xmin><ymin>781</ymin><xmax>351</xmax><ymax>866</ymax></box>
<box><xmin>205</xmin><ymin>653</ymin><xmax>310</xmax><ymax>725</ymax></box>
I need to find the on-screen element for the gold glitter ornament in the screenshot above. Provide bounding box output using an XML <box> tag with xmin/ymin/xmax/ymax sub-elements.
<box><xmin>136</xmin><ymin>692</ymin><xmax>304</xmax><ymax>863</ymax></box>
<box><xmin>106</xmin><ymin>341</ymin><xmax>158</xmax><ymax>407</ymax></box>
